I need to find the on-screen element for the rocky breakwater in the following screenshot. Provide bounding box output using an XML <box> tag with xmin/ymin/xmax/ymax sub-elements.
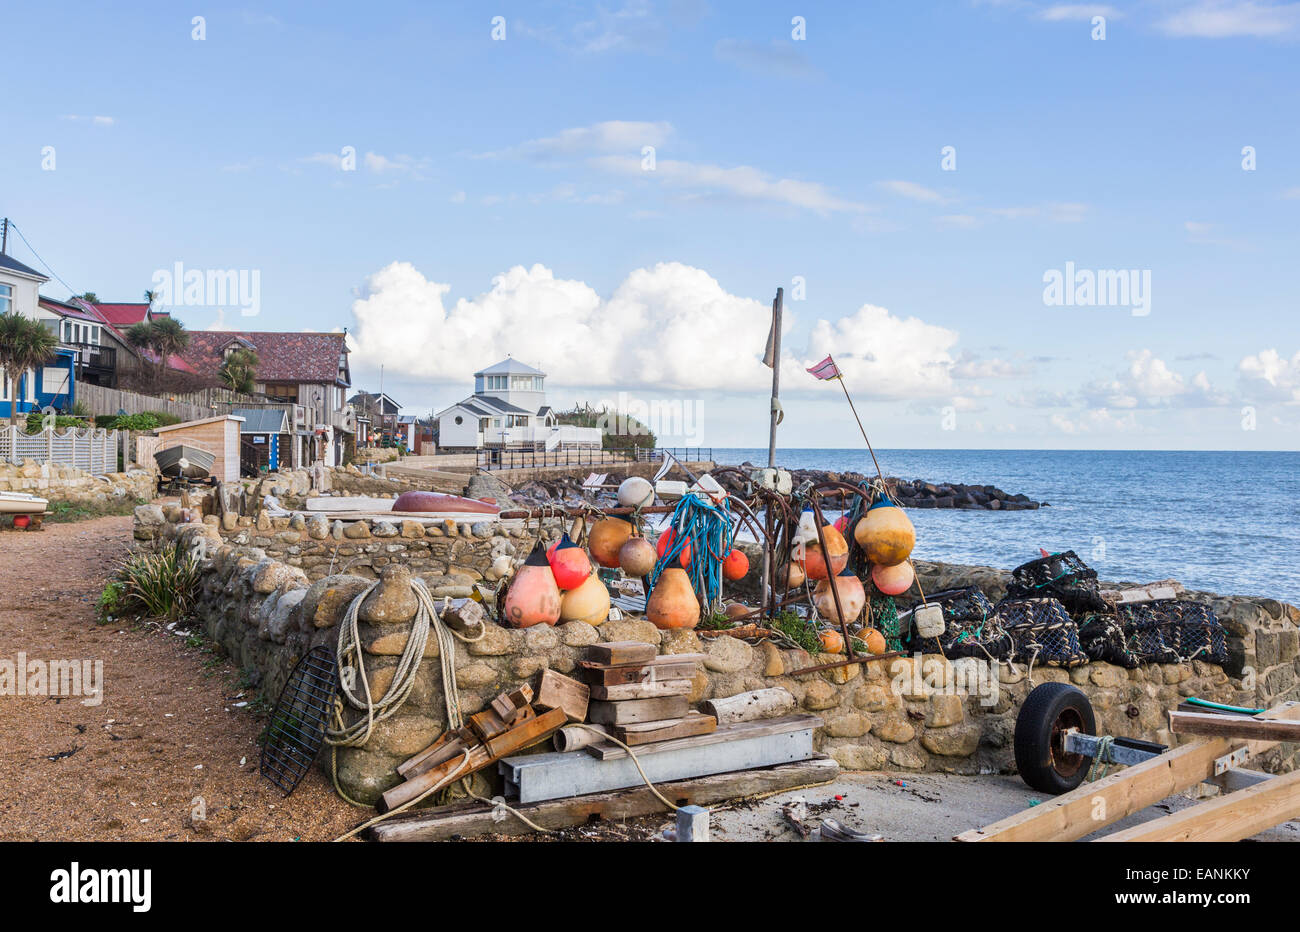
<box><xmin>757</xmin><ymin>467</ymin><xmax>1046</xmax><ymax>510</ymax></box>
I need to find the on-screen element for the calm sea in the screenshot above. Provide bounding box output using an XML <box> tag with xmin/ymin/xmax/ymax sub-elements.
<box><xmin>708</xmin><ymin>448</ymin><xmax>1300</xmax><ymax>604</ymax></box>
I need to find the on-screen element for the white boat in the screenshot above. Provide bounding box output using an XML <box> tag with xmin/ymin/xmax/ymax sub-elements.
<box><xmin>0</xmin><ymin>492</ymin><xmax>49</xmax><ymax>515</ymax></box>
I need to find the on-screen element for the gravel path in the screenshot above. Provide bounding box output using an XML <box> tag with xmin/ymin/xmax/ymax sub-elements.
<box><xmin>0</xmin><ymin>515</ymin><xmax>360</xmax><ymax>841</ymax></box>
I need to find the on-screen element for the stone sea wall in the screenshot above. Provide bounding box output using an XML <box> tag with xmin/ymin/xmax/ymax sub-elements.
<box><xmin>0</xmin><ymin>459</ymin><xmax>154</xmax><ymax>505</ymax></box>
<box><xmin>135</xmin><ymin>506</ymin><xmax>1300</xmax><ymax>805</ymax></box>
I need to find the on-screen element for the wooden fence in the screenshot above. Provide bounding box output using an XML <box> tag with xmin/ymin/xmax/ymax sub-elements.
<box><xmin>1</xmin><ymin>426</ymin><xmax>119</xmax><ymax>474</ymax></box>
<box><xmin>77</xmin><ymin>382</ymin><xmax>265</xmax><ymax>423</ymax></box>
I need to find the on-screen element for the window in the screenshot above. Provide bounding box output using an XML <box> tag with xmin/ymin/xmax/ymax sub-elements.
<box><xmin>485</xmin><ymin>375</ymin><xmax>507</xmax><ymax>391</ymax></box>
<box><xmin>0</xmin><ymin>366</ymin><xmax>8</xmax><ymax>401</ymax></box>
<box><xmin>24</xmin><ymin>368</ymin><xmax>36</xmax><ymax>402</ymax></box>
<box><xmin>454</xmin><ymin>415</ymin><xmax>463</xmax><ymax>426</ymax></box>
<box><xmin>0</xmin><ymin>284</ymin><xmax>11</xmax><ymax>315</ymax></box>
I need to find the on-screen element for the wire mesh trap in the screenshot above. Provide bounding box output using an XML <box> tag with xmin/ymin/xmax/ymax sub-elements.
<box><xmin>260</xmin><ymin>646</ymin><xmax>338</xmax><ymax>796</ymax></box>
<box><xmin>908</xmin><ymin>587</ymin><xmax>1014</xmax><ymax>661</ymax></box>
<box><xmin>996</xmin><ymin>597</ymin><xmax>1089</xmax><ymax>667</ymax></box>
<box><xmin>1005</xmin><ymin>550</ymin><xmax>1108</xmax><ymax>614</ymax></box>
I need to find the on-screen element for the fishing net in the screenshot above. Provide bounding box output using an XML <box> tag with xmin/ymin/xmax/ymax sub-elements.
<box><xmin>910</xmin><ymin>587</ymin><xmax>1014</xmax><ymax>661</ymax></box>
<box><xmin>996</xmin><ymin>597</ymin><xmax>1089</xmax><ymax>668</ymax></box>
<box><xmin>869</xmin><ymin>594</ymin><xmax>905</xmax><ymax>653</ymax></box>
<box><xmin>1005</xmin><ymin>550</ymin><xmax>1109</xmax><ymax>614</ymax></box>
<box><xmin>1117</xmin><ymin>600</ymin><xmax>1228</xmax><ymax>665</ymax></box>
<box><xmin>1076</xmin><ymin>612</ymin><xmax>1140</xmax><ymax>668</ymax></box>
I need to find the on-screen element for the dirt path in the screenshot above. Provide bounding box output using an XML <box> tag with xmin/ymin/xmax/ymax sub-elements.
<box><xmin>0</xmin><ymin>515</ymin><xmax>359</xmax><ymax>841</ymax></box>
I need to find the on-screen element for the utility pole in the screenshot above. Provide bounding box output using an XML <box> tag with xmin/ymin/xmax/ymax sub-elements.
<box><xmin>1</xmin><ymin>218</ymin><xmax>9</xmax><ymax>255</ymax></box>
<box><xmin>761</xmin><ymin>287</ymin><xmax>783</xmax><ymax>614</ymax></box>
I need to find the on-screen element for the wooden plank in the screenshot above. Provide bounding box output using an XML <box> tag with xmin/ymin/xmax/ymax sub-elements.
<box><xmin>585</xmin><ymin>641</ymin><xmax>658</xmax><ymax>665</ymax></box>
<box><xmin>1168</xmin><ymin>710</ymin><xmax>1300</xmax><ymax>742</ymax></box>
<box><xmin>585</xmin><ymin>714</ymin><xmax>819</xmax><ymax>761</ymax></box>
<box><xmin>588</xmin><ymin>678</ymin><xmax>693</xmax><ymax>701</ymax></box>
<box><xmin>613</xmin><ymin>712</ymin><xmax>716</xmax><ymax>747</ymax></box>
<box><xmin>368</xmin><ymin>756</ymin><xmax>841</xmax><ymax>841</ymax></box>
<box><xmin>1098</xmin><ymin>768</ymin><xmax>1300</xmax><ymax>842</ymax></box>
<box><xmin>580</xmin><ymin>660</ymin><xmax>700</xmax><ymax>686</ymax></box>
<box><xmin>956</xmin><ymin>700</ymin><xmax>1300</xmax><ymax>842</ymax></box>
<box><xmin>532</xmin><ymin>669</ymin><xmax>589</xmax><ymax>723</ymax></box>
<box><xmin>587</xmin><ymin>696</ymin><xmax>690</xmax><ymax>725</ymax></box>
<box><xmin>501</xmin><ymin>720</ymin><xmax>818</xmax><ymax>803</ymax></box>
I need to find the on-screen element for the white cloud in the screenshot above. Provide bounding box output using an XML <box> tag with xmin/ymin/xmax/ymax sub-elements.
<box><xmin>593</xmin><ymin>155</ymin><xmax>867</xmax><ymax>214</ymax></box>
<box><xmin>804</xmin><ymin>304</ymin><xmax>960</xmax><ymax>400</ymax></box>
<box><xmin>952</xmin><ymin>352</ymin><xmax>1030</xmax><ymax>379</ymax></box>
<box><xmin>364</xmin><ymin>152</ymin><xmax>431</xmax><ymax>177</ymax></box>
<box><xmin>482</xmin><ymin>121</ymin><xmax>673</xmax><ymax>160</ymax></box>
<box><xmin>60</xmin><ymin>114</ymin><xmax>114</xmax><ymax>126</ymax></box>
<box><xmin>1082</xmin><ymin>349</ymin><xmax>1229</xmax><ymax>408</ymax></box>
<box><xmin>878</xmin><ymin>180</ymin><xmax>947</xmax><ymax>203</ymax></box>
<box><xmin>348</xmin><ymin>262</ymin><xmax>958</xmax><ymax>400</ymax></box>
<box><xmin>1239</xmin><ymin>348</ymin><xmax>1300</xmax><ymax>402</ymax></box>
<box><xmin>1038</xmin><ymin>4</ymin><xmax>1121</xmax><ymax>20</ymax></box>
<box><xmin>1049</xmin><ymin>409</ymin><xmax>1139</xmax><ymax>434</ymax></box>
<box><xmin>1008</xmin><ymin>389</ymin><xmax>1073</xmax><ymax>408</ymax></box>
<box><xmin>1157</xmin><ymin>1</ymin><xmax>1300</xmax><ymax>37</ymax></box>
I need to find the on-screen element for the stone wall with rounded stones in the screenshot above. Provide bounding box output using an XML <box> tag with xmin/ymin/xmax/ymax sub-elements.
<box><xmin>139</xmin><ymin>510</ymin><xmax>1300</xmax><ymax>806</ymax></box>
<box><xmin>0</xmin><ymin>459</ymin><xmax>154</xmax><ymax>504</ymax></box>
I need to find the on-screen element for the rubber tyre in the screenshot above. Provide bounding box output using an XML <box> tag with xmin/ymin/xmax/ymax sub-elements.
<box><xmin>1014</xmin><ymin>682</ymin><xmax>1096</xmax><ymax>795</ymax></box>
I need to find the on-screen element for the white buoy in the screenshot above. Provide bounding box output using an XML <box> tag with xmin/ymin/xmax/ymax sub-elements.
<box><xmin>914</xmin><ymin>604</ymin><xmax>946</xmax><ymax>639</ymax></box>
<box><xmin>617</xmin><ymin>476</ymin><xmax>654</xmax><ymax>508</ymax></box>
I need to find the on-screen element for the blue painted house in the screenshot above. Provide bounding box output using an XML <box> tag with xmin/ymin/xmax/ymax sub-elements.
<box><xmin>0</xmin><ymin>252</ymin><xmax>78</xmax><ymax>416</ymax></box>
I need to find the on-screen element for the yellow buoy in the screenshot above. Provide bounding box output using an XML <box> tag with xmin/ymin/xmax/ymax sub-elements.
<box><xmin>645</xmin><ymin>567</ymin><xmax>700</xmax><ymax>630</ymax></box>
<box><xmin>854</xmin><ymin>500</ymin><xmax>915</xmax><ymax>567</ymax></box>
<box><xmin>588</xmin><ymin>516</ymin><xmax>633</xmax><ymax>568</ymax></box>
<box><xmin>559</xmin><ymin>572</ymin><xmax>611</xmax><ymax>625</ymax></box>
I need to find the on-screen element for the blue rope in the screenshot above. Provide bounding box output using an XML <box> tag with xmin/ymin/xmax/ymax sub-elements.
<box><xmin>647</xmin><ymin>492</ymin><xmax>736</xmax><ymax>612</ymax></box>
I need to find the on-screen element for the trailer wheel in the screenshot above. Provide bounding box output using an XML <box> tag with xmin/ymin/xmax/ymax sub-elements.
<box><xmin>1014</xmin><ymin>682</ymin><xmax>1096</xmax><ymax>795</ymax></box>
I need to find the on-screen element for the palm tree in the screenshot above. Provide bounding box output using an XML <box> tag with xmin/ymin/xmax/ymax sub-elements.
<box><xmin>218</xmin><ymin>347</ymin><xmax>259</xmax><ymax>394</ymax></box>
<box><xmin>0</xmin><ymin>312</ymin><xmax>58</xmax><ymax>425</ymax></box>
<box><xmin>125</xmin><ymin>318</ymin><xmax>190</xmax><ymax>391</ymax></box>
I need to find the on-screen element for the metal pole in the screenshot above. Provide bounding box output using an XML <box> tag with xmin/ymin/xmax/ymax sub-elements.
<box><xmin>761</xmin><ymin>288</ymin><xmax>783</xmax><ymax>616</ymax></box>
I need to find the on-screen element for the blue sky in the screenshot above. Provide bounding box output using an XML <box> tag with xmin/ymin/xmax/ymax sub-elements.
<box><xmin>3</xmin><ymin>0</ymin><xmax>1299</xmax><ymax>449</ymax></box>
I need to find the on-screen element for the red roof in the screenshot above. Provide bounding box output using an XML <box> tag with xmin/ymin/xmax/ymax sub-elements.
<box><xmin>182</xmin><ymin>331</ymin><xmax>350</xmax><ymax>384</ymax></box>
<box><xmin>90</xmin><ymin>302</ymin><xmax>154</xmax><ymax>326</ymax></box>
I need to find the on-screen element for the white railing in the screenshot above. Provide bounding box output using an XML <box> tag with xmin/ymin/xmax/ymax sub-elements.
<box><xmin>0</xmin><ymin>426</ymin><xmax>119</xmax><ymax>474</ymax></box>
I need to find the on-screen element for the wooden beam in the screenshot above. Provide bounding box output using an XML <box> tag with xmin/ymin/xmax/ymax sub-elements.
<box><xmin>955</xmin><ymin>701</ymin><xmax>1300</xmax><ymax>842</ymax></box>
<box><xmin>1168</xmin><ymin>710</ymin><xmax>1300</xmax><ymax>743</ymax></box>
<box><xmin>1098</xmin><ymin>768</ymin><xmax>1300</xmax><ymax>842</ymax></box>
<box><xmin>367</xmin><ymin>756</ymin><xmax>840</xmax><ymax>841</ymax></box>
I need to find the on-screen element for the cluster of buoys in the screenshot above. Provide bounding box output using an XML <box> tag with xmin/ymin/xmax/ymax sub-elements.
<box><xmin>503</xmin><ymin>530</ymin><xmax>612</xmax><ymax>628</ymax></box>
<box><xmin>856</xmin><ymin>499</ymin><xmax>916</xmax><ymax>595</ymax></box>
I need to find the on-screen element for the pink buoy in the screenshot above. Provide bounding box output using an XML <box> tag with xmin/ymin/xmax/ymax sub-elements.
<box><xmin>871</xmin><ymin>560</ymin><xmax>915</xmax><ymax>596</ymax></box>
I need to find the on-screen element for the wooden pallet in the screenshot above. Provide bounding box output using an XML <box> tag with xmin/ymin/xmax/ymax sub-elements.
<box><xmin>956</xmin><ymin>700</ymin><xmax>1300</xmax><ymax>842</ymax></box>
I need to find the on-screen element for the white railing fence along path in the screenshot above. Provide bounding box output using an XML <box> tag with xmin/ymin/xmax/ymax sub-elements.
<box><xmin>0</xmin><ymin>426</ymin><xmax>120</xmax><ymax>475</ymax></box>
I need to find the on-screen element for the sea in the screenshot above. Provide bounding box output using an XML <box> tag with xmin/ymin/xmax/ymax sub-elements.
<box><xmin>707</xmin><ymin>449</ymin><xmax>1300</xmax><ymax>605</ymax></box>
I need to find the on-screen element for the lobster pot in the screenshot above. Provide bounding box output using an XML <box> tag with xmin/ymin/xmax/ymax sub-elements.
<box><xmin>1076</xmin><ymin>612</ymin><xmax>1140</xmax><ymax>668</ymax></box>
<box><xmin>1170</xmin><ymin>601</ymin><xmax>1229</xmax><ymax>665</ymax></box>
<box><xmin>996</xmin><ymin>597</ymin><xmax>1088</xmax><ymax>668</ymax></box>
<box><xmin>1116</xmin><ymin>602</ymin><xmax>1182</xmax><ymax>664</ymax></box>
<box><xmin>1005</xmin><ymin>550</ymin><xmax>1108</xmax><ymax>614</ymax></box>
<box><xmin>909</xmin><ymin>587</ymin><xmax>1013</xmax><ymax>661</ymax></box>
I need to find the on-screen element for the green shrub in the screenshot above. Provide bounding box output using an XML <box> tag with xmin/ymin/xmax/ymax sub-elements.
<box><xmin>23</xmin><ymin>412</ymin><xmax>87</xmax><ymax>432</ymax></box>
<box><xmin>117</xmin><ymin>544</ymin><xmax>203</xmax><ymax>623</ymax></box>
<box><xmin>96</xmin><ymin>580</ymin><xmax>127</xmax><ymax>625</ymax></box>
<box><xmin>148</xmin><ymin>410</ymin><xmax>182</xmax><ymax>426</ymax></box>
<box><xmin>94</xmin><ymin>415</ymin><xmax>118</xmax><ymax>429</ymax></box>
<box><xmin>110</xmin><ymin>412</ymin><xmax>161</xmax><ymax>431</ymax></box>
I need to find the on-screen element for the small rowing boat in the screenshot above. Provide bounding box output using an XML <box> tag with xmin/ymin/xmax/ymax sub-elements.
<box><xmin>0</xmin><ymin>491</ymin><xmax>49</xmax><ymax>515</ymax></box>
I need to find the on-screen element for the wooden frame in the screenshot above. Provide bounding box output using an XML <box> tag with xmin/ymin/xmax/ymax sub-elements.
<box><xmin>956</xmin><ymin>701</ymin><xmax>1300</xmax><ymax>842</ymax></box>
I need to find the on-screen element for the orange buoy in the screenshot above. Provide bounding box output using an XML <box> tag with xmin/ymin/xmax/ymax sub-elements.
<box><xmin>871</xmin><ymin>560</ymin><xmax>915</xmax><ymax>596</ymax></box>
<box><xmin>803</xmin><ymin>524</ymin><xmax>849</xmax><ymax>580</ymax></box>
<box><xmin>559</xmin><ymin>572</ymin><xmax>611</xmax><ymax>625</ymax></box>
<box><xmin>588</xmin><ymin>516</ymin><xmax>633</xmax><ymax>568</ymax></box>
<box><xmin>503</xmin><ymin>543</ymin><xmax>562</xmax><ymax>627</ymax></box>
<box><xmin>645</xmin><ymin>567</ymin><xmax>700</xmax><ymax>630</ymax></box>
<box><xmin>724</xmin><ymin>601</ymin><xmax>751</xmax><ymax>620</ymax></box>
<box><xmin>656</xmin><ymin>527</ymin><xmax>693</xmax><ymax>567</ymax></box>
<box><xmin>547</xmin><ymin>534</ymin><xmax>592</xmax><ymax>590</ymax></box>
<box><xmin>813</xmin><ymin>567</ymin><xmax>866</xmax><ymax>625</ymax></box>
<box><xmin>618</xmin><ymin>534</ymin><xmax>658</xmax><ymax>577</ymax></box>
<box><xmin>818</xmin><ymin>628</ymin><xmax>845</xmax><ymax>654</ymax></box>
<box><xmin>860</xmin><ymin>627</ymin><xmax>888</xmax><ymax>655</ymax></box>
<box><xmin>722</xmin><ymin>549</ymin><xmax>749</xmax><ymax>581</ymax></box>
<box><xmin>854</xmin><ymin>500</ymin><xmax>915</xmax><ymax>567</ymax></box>
<box><xmin>783</xmin><ymin>561</ymin><xmax>806</xmax><ymax>589</ymax></box>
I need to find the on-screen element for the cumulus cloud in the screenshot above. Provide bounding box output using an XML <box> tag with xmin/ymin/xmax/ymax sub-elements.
<box><xmin>1157</xmin><ymin>1</ymin><xmax>1300</xmax><ymax>37</ymax></box>
<box><xmin>878</xmin><ymin>180</ymin><xmax>947</xmax><ymax>203</ymax></box>
<box><xmin>1081</xmin><ymin>349</ymin><xmax>1229</xmax><ymax>408</ymax></box>
<box><xmin>952</xmin><ymin>351</ymin><xmax>1031</xmax><ymax>379</ymax></box>
<box><xmin>348</xmin><ymin>262</ymin><xmax>959</xmax><ymax>400</ymax></box>
<box><xmin>1049</xmin><ymin>409</ymin><xmax>1139</xmax><ymax>434</ymax></box>
<box><xmin>1037</xmin><ymin>4</ymin><xmax>1121</xmax><ymax>21</ymax></box>
<box><xmin>1239</xmin><ymin>348</ymin><xmax>1300</xmax><ymax>403</ymax></box>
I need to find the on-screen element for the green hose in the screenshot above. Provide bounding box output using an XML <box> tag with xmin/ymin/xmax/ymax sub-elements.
<box><xmin>1184</xmin><ymin>696</ymin><xmax>1264</xmax><ymax>716</ymax></box>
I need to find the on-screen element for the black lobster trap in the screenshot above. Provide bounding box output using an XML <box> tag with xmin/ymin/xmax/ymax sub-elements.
<box><xmin>260</xmin><ymin>646</ymin><xmax>338</xmax><ymax>796</ymax></box>
<box><xmin>996</xmin><ymin>597</ymin><xmax>1089</xmax><ymax>668</ymax></box>
<box><xmin>909</xmin><ymin>586</ymin><xmax>1014</xmax><ymax>661</ymax></box>
<box><xmin>1005</xmin><ymin>549</ymin><xmax>1109</xmax><ymax>614</ymax></box>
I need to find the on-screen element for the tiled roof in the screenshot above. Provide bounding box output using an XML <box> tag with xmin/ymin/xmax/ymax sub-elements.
<box><xmin>90</xmin><ymin>303</ymin><xmax>153</xmax><ymax>326</ymax></box>
<box><xmin>182</xmin><ymin>331</ymin><xmax>350</xmax><ymax>384</ymax></box>
<box><xmin>0</xmin><ymin>253</ymin><xmax>47</xmax><ymax>280</ymax></box>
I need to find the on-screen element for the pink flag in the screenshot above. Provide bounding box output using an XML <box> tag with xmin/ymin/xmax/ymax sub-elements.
<box><xmin>806</xmin><ymin>355</ymin><xmax>841</xmax><ymax>381</ymax></box>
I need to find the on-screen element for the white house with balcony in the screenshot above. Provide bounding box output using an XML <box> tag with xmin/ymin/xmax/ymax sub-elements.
<box><xmin>435</xmin><ymin>358</ymin><xmax>602</xmax><ymax>452</ymax></box>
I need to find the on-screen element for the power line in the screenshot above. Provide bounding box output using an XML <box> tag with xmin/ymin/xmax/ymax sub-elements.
<box><xmin>6</xmin><ymin>221</ymin><xmax>84</xmax><ymax>298</ymax></box>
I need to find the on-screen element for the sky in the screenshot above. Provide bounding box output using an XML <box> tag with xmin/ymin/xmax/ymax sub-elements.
<box><xmin>2</xmin><ymin>0</ymin><xmax>1299</xmax><ymax>450</ymax></box>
